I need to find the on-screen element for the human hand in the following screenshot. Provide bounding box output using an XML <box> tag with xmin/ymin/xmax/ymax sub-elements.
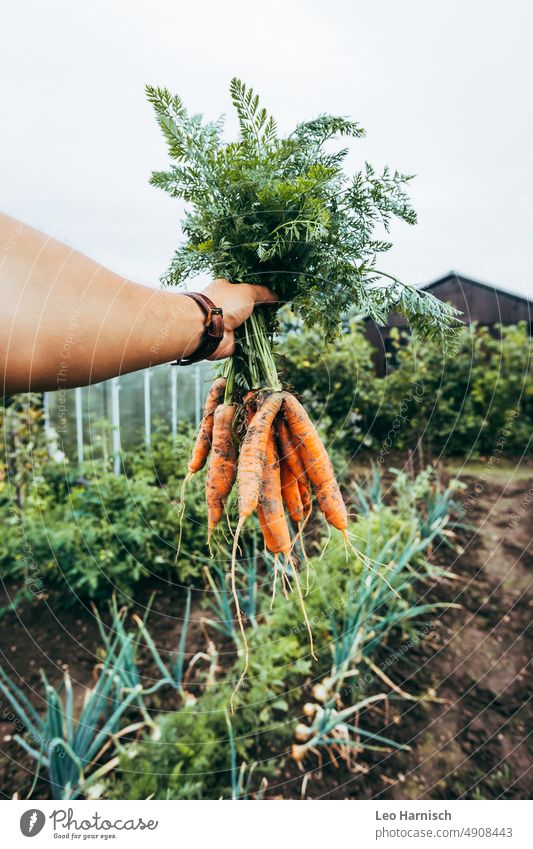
<box><xmin>202</xmin><ymin>278</ymin><xmax>278</xmax><ymax>359</ymax></box>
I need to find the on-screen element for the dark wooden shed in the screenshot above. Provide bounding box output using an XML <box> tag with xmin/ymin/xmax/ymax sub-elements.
<box><xmin>365</xmin><ymin>271</ymin><xmax>532</xmax><ymax>375</ymax></box>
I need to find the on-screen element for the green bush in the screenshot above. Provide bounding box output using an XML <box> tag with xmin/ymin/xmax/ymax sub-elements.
<box><xmin>121</xmin><ymin>423</ymin><xmax>193</xmax><ymax>485</ymax></box>
<box><xmin>281</xmin><ymin>321</ymin><xmax>532</xmax><ymax>457</ymax></box>
<box><xmin>0</xmin><ymin>427</ymin><xmax>209</xmax><ymax>600</ymax></box>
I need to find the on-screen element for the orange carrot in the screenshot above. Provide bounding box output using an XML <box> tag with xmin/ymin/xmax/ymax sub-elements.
<box><xmin>258</xmin><ymin>429</ymin><xmax>291</xmax><ymax>554</ymax></box>
<box><xmin>205</xmin><ymin>403</ymin><xmax>237</xmax><ymax>543</ymax></box>
<box><xmin>236</xmin><ymin>392</ymin><xmax>283</xmax><ymax>524</ymax></box>
<box><xmin>259</xmin><ymin>431</ymin><xmax>315</xmax><ymax>661</ymax></box>
<box><xmin>280</xmin><ymin>460</ymin><xmax>304</xmax><ymax>524</ymax></box>
<box><xmin>230</xmin><ymin>392</ymin><xmax>283</xmax><ymax>709</ymax></box>
<box><xmin>276</xmin><ymin>417</ymin><xmax>312</xmax><ymax>516</ymax></box>
<box><xmin>282</xmin><ymin>392</ymin><xmax>348</xmax><ymax>531</ymax></box>
<box><xmin>188</xmin><ymin>377</ymin><xmax>226</xmax><ymax>474</ymax></box>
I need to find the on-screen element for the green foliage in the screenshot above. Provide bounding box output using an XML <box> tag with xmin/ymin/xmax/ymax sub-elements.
<box><xmin>0</xmin><ymin>458</ymin><xmax>457</xmax><ymax>801</ymax></box>
<box><xmin>0</xmin><ymin>394</ymin><xmax>50</xmax><ymax>510</ymax></box>
<box><xmin>147</xmin><ymin>79</ymin><xmax>460</xmax><ymax>368</ymax></box>
<box><xmin>204</xmin><ymin>528</ymin><xmax>266</xmax><ymax>638</ymax></box>
<box><xmin>355</xmin><ymin>464</ymin><xmax>466</xmax><ymax>545</ymax></box>
<box><xmin>1</xmin><ymin>472</ymin><xmax>205</xmax><ymax>598</ymax></box>
<box><xmin>133</xmin><ymin>588</ymin><xmax>192</xmax><ymax>694</ymax></box>
<box><xmin>108</xmin><ymin>622</ymin><xmax>307</xmax><ymax>800</ymax></box>
<box><xmin>377</xmin><ymin>323</ymin><xmax>532</xmax><ymax>456</ymax></box>
<box><xmin>108</xmin><ymin>690</ymin><xmax>230</xmax><ymax>800</ymax></box>
<box><xmin>121</xmin><ymin>422</ymin><xmax>192</xmax><ymax>485</ymax></box>
<box><xmin>281</xmin><ymin>321</ymin><xmax>533</xmax><ymax>456</ymax></box>
<box><xmin>0</xmin><ymin>429</ymin><xmax>209</xmax><ymax>600</ymax></box>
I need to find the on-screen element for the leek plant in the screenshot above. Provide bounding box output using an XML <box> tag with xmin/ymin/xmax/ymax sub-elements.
<box><xmin>315</xmin><ymin>502</ymin><xmax>456</xmax><ymax>702</ymax></box>
<box><xmin>352</xmin><ymin>462</ymin><xmax>384</xmax><ymax>515</ymax></box>
<box><xmin>0</xmin><ymin>647</ymin><xmax>145</xmax><ymax>800</ymax></box>
<box><xmin>93</xmin><ymin>596</ymin><xmax>155</xmax><ymax>724</ymax></box>
<box><xmin>132</xmin><ymin>588</ymin><xmax>192</xmax><ymax>696</ymax></box>
<box><xmin>225</xmin><ymin>710</ymin><xmax>266</xmax><ymax>800</ymax></box>
<box><xmin>390</xmin><ymin>466</ymin><xmax>467</xmax><ymax>546</ymax></box>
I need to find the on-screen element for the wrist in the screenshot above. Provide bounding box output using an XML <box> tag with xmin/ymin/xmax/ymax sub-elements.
<box><xmin>177</xmin><ymin>293</ymin><xmax>206</xmax><ymax>357</ymax></box>
<box><xmin>175</xmin><ymin>292</ymin><xmax>225</xmax><ymax>365</ymax></box>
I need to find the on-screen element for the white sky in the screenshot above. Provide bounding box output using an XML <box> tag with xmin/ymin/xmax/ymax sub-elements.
<box><xmin>1</xmin><ymin>0</ymin><xmax>532</xmax><ymax>298</ymax></box>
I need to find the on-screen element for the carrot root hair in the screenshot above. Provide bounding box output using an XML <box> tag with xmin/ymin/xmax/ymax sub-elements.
<box><xmin>176</xmin><ymin>471</ymin><xmax>193</xmax><ymax>563</ymax></box>
<box><xmin>288</xmin><ymin>553</ymin><xmax>317</xmax><ymax>661</ymax></box>
<box><xmin>291</xmin><ymin>511</ymin><xmax>313</xmax><ymax>594</ymax></box>
<box><xmin>270</xmin><ymin>553</ymin><xmax>279</xmax><ymax>611</ymax></box>
<box><xmin>281</xmin><ymin>563</ymin><xmax>291</xmax><ymax>598</ymax></box>
<box><xmin>342</xmin><ymin>529</ymin><xmax>401</xmax><ymax>599</ymax></box>
<box><xmin>229</xmin><ymin>516</ymin><xmax>248</xmax><ymax>712</ymax></box>
<box><xmin>319</xmin><ymin>518</ymin><xmax>332</xmax><ymax>561</ymax></box>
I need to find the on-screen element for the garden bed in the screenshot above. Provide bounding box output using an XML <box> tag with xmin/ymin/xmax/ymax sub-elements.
<box><xmin>1</xmin><ymin>460</ymin><xmax>530</xmax><ymax>800</ymax></box>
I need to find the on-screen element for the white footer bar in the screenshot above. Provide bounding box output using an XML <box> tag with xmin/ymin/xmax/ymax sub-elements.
<box><xmin>2</xmin><ymin>799</ymin><xmax>531</xmax><ymax>847</ymax></box>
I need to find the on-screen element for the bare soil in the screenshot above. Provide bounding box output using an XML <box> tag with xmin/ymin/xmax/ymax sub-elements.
<box><xmin>271</xmin><ymin>463</ymin><xmax>532</xmax><ymax>799</ymax></box>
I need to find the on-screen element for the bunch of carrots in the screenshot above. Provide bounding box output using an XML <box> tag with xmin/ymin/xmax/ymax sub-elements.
<box><xmin>182</xmin><ymin>374</ymin><xmax>352</xmax><ymax>700</ymax></box>
<box><xmin>148</xmin><ymin>78</ymin><xmax>460</xmax><ymax>704</ymax></box>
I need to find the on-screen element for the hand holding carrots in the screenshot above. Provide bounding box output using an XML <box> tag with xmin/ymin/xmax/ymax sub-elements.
<box><xmin>201</xmin><ymin>279</ymin><xmax>278</xmax><ymax>360</ymax></box>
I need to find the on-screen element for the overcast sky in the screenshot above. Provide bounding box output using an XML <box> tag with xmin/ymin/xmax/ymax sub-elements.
<box><xmin>1</xmin><ymin>0</ymin><xmax>532</xmax><ymax>298</ymax></box>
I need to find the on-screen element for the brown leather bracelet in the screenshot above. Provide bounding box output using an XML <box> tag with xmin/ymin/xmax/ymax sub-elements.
<box><xmin>173</xmin><ymin>292</ymin><xmax>224</xmax><ymax>366</ymax></box>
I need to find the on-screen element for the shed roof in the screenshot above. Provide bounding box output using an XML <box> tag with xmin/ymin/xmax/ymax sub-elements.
<box><xmin>421</xmin><ymin>271</ymin><xmax>532</xmax><ymax>306</ymax></box>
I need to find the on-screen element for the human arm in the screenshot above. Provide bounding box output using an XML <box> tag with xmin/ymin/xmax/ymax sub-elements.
<box><xmin>0</xmin><ymin>214</ymin><xmax>276</xmax><ymax>393</ymax></box>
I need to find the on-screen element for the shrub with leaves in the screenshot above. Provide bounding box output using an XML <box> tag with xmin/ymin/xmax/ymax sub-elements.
<box><xmin>281</xmin><ymin>320</ymin><xmax>532</xmax><ymax>456</ymax></box>
<box><xmin>0</xmin><ymin>457</ymin><xmax>209</xmax><ymax>600</ymax></box>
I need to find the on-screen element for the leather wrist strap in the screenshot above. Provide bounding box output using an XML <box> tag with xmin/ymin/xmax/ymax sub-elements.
<box><xmin>173</xmin><ymin>292</ymin><xmax>224</xmax><ymax>366</ymax></box>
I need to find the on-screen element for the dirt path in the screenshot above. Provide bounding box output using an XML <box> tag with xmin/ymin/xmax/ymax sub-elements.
<box><xmin>274</xmin><ymin>463</ymin><xmax>532</xmax><ymax>800</ymax></box>
<box><xmin>383</xmin><ymin>468</ymin><xmax>533</xmax><ymax>800</ymax></box>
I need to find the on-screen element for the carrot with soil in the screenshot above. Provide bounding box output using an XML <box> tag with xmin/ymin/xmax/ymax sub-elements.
<box><xmin>188</xmin><ymin>376</ymin><xmax>227</xmax><ymax>475</ymax></box>
<box><xmin>206</xmin><ymin>403</ymin><xmax>237</xmax><ymax>546</ymax></box>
